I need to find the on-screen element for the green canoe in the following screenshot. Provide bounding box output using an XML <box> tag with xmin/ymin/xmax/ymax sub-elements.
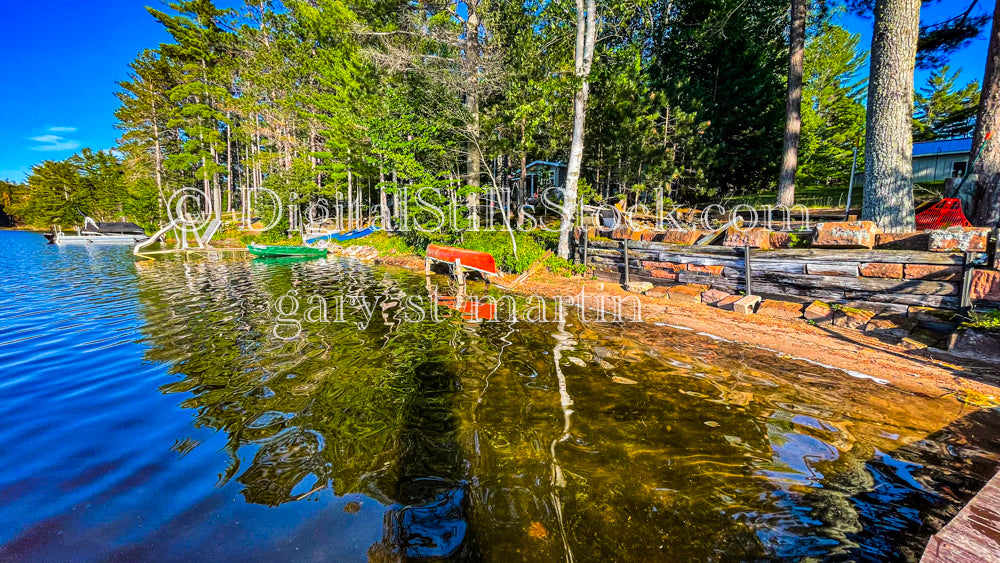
<box><xmin>247</xmin><ymin>243</ymin><xmax>327</xmax><ymax>258</ymax></box>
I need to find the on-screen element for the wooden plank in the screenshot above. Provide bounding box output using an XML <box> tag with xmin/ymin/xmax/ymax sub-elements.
<box><xmin>656</xmin><ymin>253</ymin><xmax>744</xmax><ymax>268</ymax></box>
<box><xmin>588</xmin><ymin>237</ymin><xmax>984</xmax><ymax>265</ymax></box>
<box><xmin>922</xmin><ymin>470</ymin><xmax>1000</xmax><ymax>563</ymax></box>
<box><xmin>805</xmin><ymin>262</ymin><xmax>861</xmax><ymax>277</ymax></box>
<box><xmin>844</xmin><ymin>291</ymin><xmax>960</xmax><ymax>309</ymax></box>
<box><xmin>754</xmin><ymin>272</ymin><xmax>959</xmax><ymax>296</ymax></box>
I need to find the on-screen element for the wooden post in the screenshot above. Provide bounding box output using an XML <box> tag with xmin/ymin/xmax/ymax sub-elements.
<box><xmin>425</xmin><ymin>256</ymin><xmax>432</xmax><ymax>276</ymax></box>
<box><xmin>744</xmin><ymin>245</ymin><xmax>753</xmax><ymax>296</ymax></box>
<box><xmin>960</xmin><ymin>252</ymin><xmax>975</xmax><ymax>318</ymax></box>
<box><xmin>623</xmin><ymin>238</ymin><xmax>630</xmax><ymax>287</ymax></box>
<box><xmin>582</xmin><ymin>228</ymin><xmax>589</xmax><ymax>268</ymax></box>
<box><xmin>455</xmin><ymin>258</ymin><xmax>466</xmax><ymax>287</ymax></box>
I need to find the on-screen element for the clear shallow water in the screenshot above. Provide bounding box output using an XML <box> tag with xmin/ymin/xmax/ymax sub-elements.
<box><xmin>2</xmin><ymin>230</ymin><xmax>1000</xmax><ymax>562</ymax></box>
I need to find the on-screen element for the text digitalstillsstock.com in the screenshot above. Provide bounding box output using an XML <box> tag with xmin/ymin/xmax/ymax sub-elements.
<box><xmin>167</xmin><ymin>185</ymin><xmax>812</xmax><ymax>237</ymax></box>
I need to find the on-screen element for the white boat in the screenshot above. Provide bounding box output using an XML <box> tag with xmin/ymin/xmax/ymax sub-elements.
<box><xmin>45</xmin><ymin>217</ymin><xmax>149</xmax><ymax>244</ymax></box>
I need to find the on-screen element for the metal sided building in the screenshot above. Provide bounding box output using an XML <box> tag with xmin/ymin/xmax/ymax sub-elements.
<box><xmin>912</xmin><ymin>137</ymin><xmax>973</xmax><ymax>183</ymax></box>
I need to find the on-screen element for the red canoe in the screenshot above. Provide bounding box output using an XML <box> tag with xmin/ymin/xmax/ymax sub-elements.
<box><xmin>426</xmin><ymin>244</ymin><xmax>499</xmax><ymax>276</ymax></box>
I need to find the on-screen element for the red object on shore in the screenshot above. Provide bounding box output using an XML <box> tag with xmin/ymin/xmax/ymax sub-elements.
<box><xmin>436</xmin><ymin>294</ymin><xmax>497</xmax><ymax>321</ymax></box>
<box><xmin>915</xmin><ymin>198</ymin><xmax>972</xmax><ymax>230</ymax></box>
<box><xmin>426</xmin><ymin>244</ymin><xmax>499</xmax><ymax>276</ymax></box>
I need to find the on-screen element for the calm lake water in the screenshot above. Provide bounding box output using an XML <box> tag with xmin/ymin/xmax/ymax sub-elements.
<box><xmin>2</xmin><ymin>229</ymin><xmax>1000</xmax><ymax>562</ymax></box>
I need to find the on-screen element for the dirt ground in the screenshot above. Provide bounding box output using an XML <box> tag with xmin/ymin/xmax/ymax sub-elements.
<box><xmin>353</xmin><ymin>246</ymin><xmax>1000</xmax><ymax>402</ymax></box>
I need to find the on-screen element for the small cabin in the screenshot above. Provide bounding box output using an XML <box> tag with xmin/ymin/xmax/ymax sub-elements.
<box><xmin>521</xmin><ymin>161</ymin><xmax>567</xmax><ymax>195</ymax></box>
<box><xmin>912</xmin><ymin>137</ymin><xmax>973</xmax><ymax>183</ymax></box>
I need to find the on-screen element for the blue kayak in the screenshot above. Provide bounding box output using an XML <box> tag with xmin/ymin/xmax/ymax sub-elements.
<box><xmin>305</xmin><ymin>226</ymin><xmax>378</xmax><ymax>244</ymax></box>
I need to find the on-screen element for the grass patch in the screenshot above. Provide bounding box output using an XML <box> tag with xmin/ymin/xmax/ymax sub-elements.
<box><xmin>965</xmin><ymin>310</ymin><xmax>1000</xmax><ymax>332</ymax></box>
<box><xmin>460</xmin><ymin>231</ymin><xmax>549</xmax><ymax>274</ymax></box>
<box><xmin>339</xmin><ymin>231</ymin><xmax>417</xmax><ymax>256</ymax></box>
<box><xmin>545</xmin><ymin>255</ymin><xmax>586</xmax><ymax>277</ymax></box>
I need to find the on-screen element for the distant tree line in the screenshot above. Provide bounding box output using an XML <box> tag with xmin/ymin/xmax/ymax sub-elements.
<box><xmin>3</xmin><ymin>0</ymin><xmax>997</xmax><ymax>242</ymax></box>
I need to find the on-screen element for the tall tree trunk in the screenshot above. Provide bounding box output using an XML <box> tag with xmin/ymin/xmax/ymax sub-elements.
<box><xmin>347</xmin><ymin>164</ymin><xmax>354</xmax><ymax>229</ymax></box>
<box><xmin>150</xmin><ymin>93</ymin><xmax>165</xmax><ymax>213</ymax></box>
<box><xmin>777</xmin><ymin>0</ymin><xmax>807</xmax><ymax>206</ymax></box>
<box><xmin>558</xmin><ymin>0</ymin><xmax>598</xmax><ymax>260</ymax></box>
<box><xmin>211</xmin><ymin>145</ymin><xmax>222</xmax><ymax>220</ymax></box>
<box><xmin>380</xmin><ymin>163</ymin><xmax>391</xmax><ymax>230</ymax></box>
<box><xmin>862</xmin><ymin>0</ymin><xmax>920</xmax><ymax>233</ymax></box>
<box><xmin>226</xmin><ymin>117</ymin><xmax>233</xmax><ymax>214</ymax></box>
<box><xmin>465</xmin><ymin>1</ymin><xmax>482</xmax><ymax>217</ymax></box>
<box><xmin>971</xmin><ymin>0</ymin><xmax>1000</xmax><ymax>228</ymax></box>
<box><xmin>518</xmin><ymin>133</ymin><xmax>527</xmax><ymax>230</ymax></box>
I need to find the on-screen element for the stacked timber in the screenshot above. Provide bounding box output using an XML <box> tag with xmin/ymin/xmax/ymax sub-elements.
<box><xmin>582</xmin><ymin>238</ymin><xmax>987</xmax><ymax>312</ymax></box>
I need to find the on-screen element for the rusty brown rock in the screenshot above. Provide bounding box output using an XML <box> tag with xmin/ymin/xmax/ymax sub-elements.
<box><xmin>928</xmin><ymin>226</ymin><xmax>990</xmax><ymax>252</ymax></box>
<box><xmin>812</xmin><ymin>221</ymin><xmax>878</xmax><ymax>249</ymax></box>
<box><xmin>803</xmin><ymin>301</ymin><xmax>834</xmax><ymax>324</ymax></box>
<box><xmin>832</xmin><ymin>307</ymin><xmax>876</xmax><ymax>330</ymax></box>
<box><xmin>667</xmin><ymin>284</ymin><xmax>704</xmax><ymax>303</ymax></box>
<box><xmin>948</xmin><ymin>328</ymin><xmax>1000</xmax><ymax>362</ymax></box>
<box><xmin>865</xmin><ymin>315</ymin><xmax>917</xmax><ymax>340</ymax></box>
<box><xmin>723</xmin><ymin>227</ymin><xmax>772</xmax><ymax>249</ymax></box>
<box><xmin>859</xmin><ymin>263</ymin><xmax>904</xmax><ymax>278</ymax></box>
<box><xmin>646</xmin><ymin>287</ymin><xmax>669</xmax><ymax>298</ymax></box>
<box><xmin>687</xmin><ymin>264</ymin><xmax>725</xmax><ymax>275</ymax></box>
<box><xmin>700</xmin><ymin>289</ymin><xmax>732</xmax><ymax>306</ymax></box>
<box><xmin>658</xmin><ymin>229</ymin><xmax>702</xmax><ymax>245</ymax></box>
<box><xmin>643</xmin><ymin>261</ymin><xmax>687</xmax><ymax>273</ymax></box>
<box><xmin>757</xmin><ymin>299</ymin><xmax>805</xmax><ymax>320</ymax></box>
<box><xmin>899</xmin><ymin>329</ymin><xmax>944</xmax><ymax>351</ymax></box>
<box><xmin>971</xmin><ymin>269</ymin><xmax>1000</xmax><ymax>301</ymax></box>
<box><xmin>903</xmin><ymin>264</ymin><xmax>962</xmax><ymax>281</ymax></box>
<box><xmin>716</xmin><ymin>294</ymin><xmax>743</xmax><ymax>311</ymax></box>
<box><xmin>769</xmin><ymin>231</ymin><xmax>793</xmax><ymax>248</ymax></box>
<box><xmin>649</xmin><ymin>270</ymin><xmax>678</xmax><ymax>281</ymax></box>
<box><xmin>626</xmin><ymin>281</ymin><xmax>654</xmax><ymax>294</ymax></box>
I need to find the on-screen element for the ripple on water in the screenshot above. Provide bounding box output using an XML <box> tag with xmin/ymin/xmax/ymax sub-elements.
<box><xmin>1</xmin><ymin>231</ymin><xmax>1000</xmax><ymax>563</ymax></box>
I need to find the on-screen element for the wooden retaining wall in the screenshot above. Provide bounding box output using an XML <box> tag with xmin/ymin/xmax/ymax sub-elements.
<box><xmin>578</xmin><ymin>236</ymin><xmax>988</xmax><ymax>313</ymax></box>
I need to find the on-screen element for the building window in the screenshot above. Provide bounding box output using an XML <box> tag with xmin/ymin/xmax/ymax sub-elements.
<box><xmin>952</xmin><ymin>161</ymin><xmax>967</xmax><ymax>177</ymax></box>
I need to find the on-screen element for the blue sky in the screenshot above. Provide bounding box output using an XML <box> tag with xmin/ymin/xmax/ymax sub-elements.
<box><xmin>0</xmin><ymin>1</ymin><xmax>992</xmax><ymax>182</ymax></box>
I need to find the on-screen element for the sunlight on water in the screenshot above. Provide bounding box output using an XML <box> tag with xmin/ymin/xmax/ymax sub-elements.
<box><xmin>1</xmin><ymin>230</ymin><xmax>999</xmax><ymax>562</ymax></box>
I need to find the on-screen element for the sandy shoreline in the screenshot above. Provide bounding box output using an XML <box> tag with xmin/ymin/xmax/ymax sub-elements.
<box><xmin>356</xmin><ymin>247</ymin><xmax>1000</xmax><ymax>402</ymax></box>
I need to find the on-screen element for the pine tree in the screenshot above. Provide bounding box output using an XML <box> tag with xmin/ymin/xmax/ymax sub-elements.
<box><xmin>148</xmin><ymin>0</ymin><xmax>234</xmax><ymax>221</ymax></box>
<box><xmin>913</xmin><ymin>65</ymin><xmax>981</xmax><ymax>141</ymax></box>
<box><xmin>777</xmin><ymin>0</ymin><xmax>808</xmax><ymax>206</ymax></box>
<box><xmin>798</xmin><ymin>24</ymin><xmax>868</xmax><ymax>188</ymax></box>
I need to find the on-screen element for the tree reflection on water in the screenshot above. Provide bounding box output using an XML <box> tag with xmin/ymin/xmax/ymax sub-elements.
<box><xmin>134</xmin><ymin>255</ymin><xmax>1000</xmax><ymax>562</ymax></box>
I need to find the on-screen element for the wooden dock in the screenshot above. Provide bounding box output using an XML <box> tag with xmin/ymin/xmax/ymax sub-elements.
<box><xmin>921</xmin><ymin>469</ymin><xmax>1000</xmax><ymax>563</ymax></box>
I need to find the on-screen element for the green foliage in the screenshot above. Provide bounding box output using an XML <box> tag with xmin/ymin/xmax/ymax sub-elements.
<box><xmin>15</xmin><ymin>0</ymin><xmax>898</xmax><ymax>233</ymax></box>
<box><xmin>340</xmin><ymin>231</ymin><xmax>416</xmax><ymax>256</ymax></box>
<box><xmin>0</xmin><ymin>180</ymin><xmax>27</xmax><ymax>227</ymax></box>
<box><xmin>460</xmin><ymin>231</ymin><xmax>549</xmax><ymax>274</ymax></box>
<box><xmin>650</xmin><ymin>0</ymin><xmax>789</xmax><ymax>196</ymax></box>
<box><xmin>545</xmin><ymin>255</ymin><xmax>586</xmax><ymax>277</ymax></box>
<box><xmin>913</xmin><ymin>65</ymin><xmax>981</xmax><ymax>141</ymax></box>
<box><xmin>965</xmin><ymin>310</ymin><xmax>1000</xmax><ymax>332</ymax></box>
<box><xmin>798</xmin><ymin>24</ymin><xmax>868</xmax><ymax>189</ymax></box>
<box><xmin>11</xmin><ymin>150</ymin><xmax>129</xmax><ymax>229</ymax></box>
